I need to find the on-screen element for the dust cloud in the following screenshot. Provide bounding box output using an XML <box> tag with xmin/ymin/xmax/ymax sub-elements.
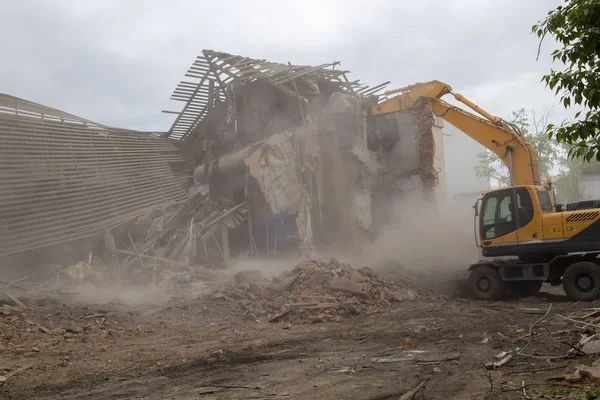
<box><xmin>222</xmin><ymin>191</ymin><xmax>480</xmax><ymax>295</ymax></box>
<box><xmin>227</xmin><ymin>257</ymin><xmax>302</xmax><ymax>278</ymax></box>
<box><xmin>357</xmin><ymin>192</ymin><xmax>480</xmax><ymax>280</ymax></box>
<box><xmin>73</xmin><ymin>284</ymin><xmax>170</xmax><ymax>305</ymax></box>
<box><xmin>9</xmin><ymin>192</ymin><xmax>480</xmax><ymax>306</ymax></box>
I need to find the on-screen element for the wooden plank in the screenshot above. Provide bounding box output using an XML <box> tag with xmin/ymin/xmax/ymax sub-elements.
<box><xmin>2</xmin><ymin>291</ymin><xmax>28</xmax><ymax>308</ymax></box>
<box><xmin>220</xmin><ymin>222</ymin><xmax>230</xmax><ymax>263</ymax></box>
<box><xmin>104</xmin><ymin>228</ymin><xmax>120</xmax><ymax>282</ymax></box>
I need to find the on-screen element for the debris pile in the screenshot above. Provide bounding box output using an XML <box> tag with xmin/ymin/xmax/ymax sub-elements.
<box><xmin>126</xmin><ymin>192</ymin><xmax>247</xmax><ymax>267</ymax></box>
<box><xmin>40</xmin><ymin>193</ymin><xmax>251</xmax><ymax>292</ymax></box>
<box><xmin>211</xmin><ymin>258</ymin><xmax>422</xmax><ymax>323</ymax></box>
<box><xmin>271</xmin><ymin>258</ymin><xmax>419</xmax><ymax>320</ymax></box>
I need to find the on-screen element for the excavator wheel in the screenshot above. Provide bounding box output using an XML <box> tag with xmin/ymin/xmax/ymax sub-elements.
<box><xmin>469</xmin><ymin>265</ymin><xmax>504</xmax><ymax>300</ymax></box>
<box><xmin>563</xmin><ymin>262</ymin><xmax>600</xmax><ymax>302</ymax></box>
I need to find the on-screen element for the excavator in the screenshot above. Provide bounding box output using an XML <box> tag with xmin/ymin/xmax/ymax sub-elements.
<box><xmin>367</xmin><ymin>80</ymin><xmax>600</xmax><ymax>301</ymax></box>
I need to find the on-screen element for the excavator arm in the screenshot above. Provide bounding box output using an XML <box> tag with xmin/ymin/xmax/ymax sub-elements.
<box><xmin>369</xmin><ymin>81</ymin><xmax>541</xmax><ymax>186</ymax></box>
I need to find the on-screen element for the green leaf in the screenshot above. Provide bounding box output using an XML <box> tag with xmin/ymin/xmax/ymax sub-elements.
<box><xmin>534</xmin><ymin>0</ymin><xmax>600</xmax><ymax>161</ymax></box>
<box><xmin>587</xmin><ymin>152</ymin><xmax>594</xmax><ymax>162</ymax></box>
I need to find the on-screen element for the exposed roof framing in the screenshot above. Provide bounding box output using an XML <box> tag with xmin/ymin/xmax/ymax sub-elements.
<box><xmin>164</xmin><ymin>50</ymin><xmax>390</xmax><ymax>140</ymax></box>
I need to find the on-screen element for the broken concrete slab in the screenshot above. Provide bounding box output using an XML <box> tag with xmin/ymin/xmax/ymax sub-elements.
<box><xmin>583</xmin><ymin>339</ymin><xmax>600</xmax><ymax>354</ymax></box>
<box><xmin>234</xmin><ymin>270</ymin><xmax>263</xmax><ymax>283</ymax></box>
<box><xmin>565</xmin><ymin>370</ymin><xmax>582</xmax><ymax>383</ymax></box>
<box><xmin>350</xmin><ymin>270</ymin><xmax>370</xmax><ymax>283</ymax></box>
<box><xmin>272</xmin><ymin>273</ymin><xmax>301</xmax><ymax>292</ymax></box>
<box><xmin>576</xmin><ymin>364</ymin><xmax>600</xmax><ymax>382</ymax></box>
<box><xmin>387</xmin><ymin>289</ymin><xmax>416</xmax><ymax>302</ymax></box>
<box><xmin>329</xmin><ymin>278</ymin><xmax>370</xmax><ymax>296</ymax></box>
<box><xmin>308</xmin><ymin>270</ymin><xmax>326</xmax><ymax>286</ymax></box>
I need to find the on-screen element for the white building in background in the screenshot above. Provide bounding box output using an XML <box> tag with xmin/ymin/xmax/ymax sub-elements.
<box><xmin>579</xmin><ymin>163</ymin><xmax>600</xmax><ymax>201</ymax></box>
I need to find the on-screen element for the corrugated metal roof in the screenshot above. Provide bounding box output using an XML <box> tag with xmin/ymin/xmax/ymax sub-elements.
<box><xmin>164</xmin><ymin>50</ymin><xmax>390</xmax><ymax>141</ymax></box>
<box><xmin>0</xmin><ymin>98</ymin><xmax>188</xmax><ymax>256</ymax></box>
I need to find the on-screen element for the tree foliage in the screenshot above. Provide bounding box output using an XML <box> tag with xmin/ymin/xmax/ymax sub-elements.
<box><xmin>475</xmin><ymin>108</ymin><xmax>582</xmax><ymax>203</ymax></box>
<box><xmin>532</xmin><ymin>0</ymin><xmax>600</xmax><ymax>161</ymax></box>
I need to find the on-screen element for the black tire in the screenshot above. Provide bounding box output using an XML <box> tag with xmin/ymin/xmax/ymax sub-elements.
<box><xmin>469</xmin><ymin>265</ymin><xmax>504</xmax><ymax>300</ymax></box>
<box><xmin>563</xmin><ymin>262</ymin><xmax>600</xmax><ymax>301</ymax></box>
<box><xmin>507</xmin><ymin>281</ymin><xmax>543</xmax><ymax>298</ymax></box>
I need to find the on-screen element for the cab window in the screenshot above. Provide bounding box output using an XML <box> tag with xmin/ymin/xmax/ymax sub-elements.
<box><xmin>515</xmin><ymin>187</ymin><xmax>534</xmax><ymax>227</ymax></box>
<box><xmin>537</xmin><ymin>190</ymin><xmax>553</xmax><ymax>212</ymax></box>
<box><xmin>480</xmin><ymin>189</ymin><xmax>517</xmax><ymax>239</ymax></box>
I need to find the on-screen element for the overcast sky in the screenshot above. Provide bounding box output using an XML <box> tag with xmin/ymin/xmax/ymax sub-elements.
<box><xmin>1</xmin><ymin>0</ymin><xmax>567</xmax><ymax>133</ymax></box>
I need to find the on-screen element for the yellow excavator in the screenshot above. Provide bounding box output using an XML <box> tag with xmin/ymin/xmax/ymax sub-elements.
<box><xmin>367</xmin><ymin>80</ymin><xmax>600</xmax><ymax>301</ymax></box>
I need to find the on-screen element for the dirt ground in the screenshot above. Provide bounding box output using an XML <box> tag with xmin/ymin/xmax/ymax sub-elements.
<box><xmin>3</xmin><ymin>279</ymin><xmax>600</xmax><ymax>400</ymax></box>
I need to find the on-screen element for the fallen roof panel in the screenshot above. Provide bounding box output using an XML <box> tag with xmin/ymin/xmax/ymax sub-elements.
<box><xmin>0</xmin><ymin>108</ymin><xmax>188</xmax><ymax>256</ymax></box>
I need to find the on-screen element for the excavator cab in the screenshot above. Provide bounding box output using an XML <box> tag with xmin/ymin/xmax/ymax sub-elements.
<box><xmin>477</xmin><ymin>186</ymin><xmax>553</xmax><ymax>258</ymax></box>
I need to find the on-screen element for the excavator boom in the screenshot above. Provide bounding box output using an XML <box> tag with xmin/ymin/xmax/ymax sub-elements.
<box><xmin>370</xmin><ymin>81</ymin><xmax>541</xmax><ymax>186</ymax></box>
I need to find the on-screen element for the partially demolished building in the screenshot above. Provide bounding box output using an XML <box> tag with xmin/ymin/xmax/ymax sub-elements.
<box><xmin>0</xmin><ymin>50</ymin><xmax>446</xmax><ymax>271</ymax></box>
<box><xmin>163</xmin><ymin>50</ymin><xmax>446</xmax><ymax>260</ymax></box>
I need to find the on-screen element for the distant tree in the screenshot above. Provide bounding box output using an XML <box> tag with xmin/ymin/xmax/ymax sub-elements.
<box><xmin>532</xmin><ymin>0</ymin><xmax>600</xmax><ymax>161</ymax></box>
<box><xmin>474</xmin><ymin>109</ymin><xmax>528</xmax><ymax>188</ymax></box>
<box><xmin>475</xmin><ymin>107</ymin><xmax>582</xmax><ymax>203</ymax></box>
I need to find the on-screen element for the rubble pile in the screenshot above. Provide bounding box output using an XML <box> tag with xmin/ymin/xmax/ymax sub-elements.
<box><xmin>210</xmin><ymin>258</ymin><xmax>423</xmax><ymax>323</ymax></box>
<box><xmin>271</xmin><ymin>258</ymin><xmax>420</xmax><ymax>319</ymax></box>
<box><xmin>209</xmin><ymin>270</ymin><xmax>275</xmax><ymax>319</ymax></box>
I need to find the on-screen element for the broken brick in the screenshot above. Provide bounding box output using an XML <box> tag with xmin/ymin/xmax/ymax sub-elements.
<box><xmin>583</xmin><ymin>340</ymin><xmax>600</xmax><ymax>354</ymax></box>
<box><xmin>576</xmin><ymin>365</ymin><xmax>600</xmax><ymax>382</ymax></box>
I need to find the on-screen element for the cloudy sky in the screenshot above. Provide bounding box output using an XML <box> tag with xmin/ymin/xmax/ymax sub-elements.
<box><xmin>1</xmin><ymin>0</ymin><xmax>567</xmax><ymax>133</ymax></box>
